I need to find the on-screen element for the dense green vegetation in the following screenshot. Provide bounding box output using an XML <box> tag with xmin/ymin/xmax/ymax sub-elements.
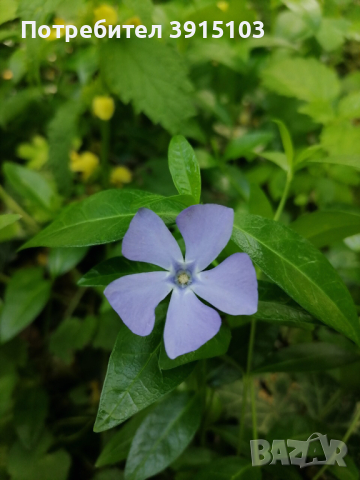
<box><xmin>1</xmin><ymin>0</ymin><xmax>360</xmax><ymax>479</ymax></box>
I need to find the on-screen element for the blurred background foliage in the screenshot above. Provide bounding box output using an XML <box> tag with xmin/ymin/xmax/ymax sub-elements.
<box><xmin>0</xmin><ymin>0</ymin><xmax>360</xmax><ymax>479</ymax></box>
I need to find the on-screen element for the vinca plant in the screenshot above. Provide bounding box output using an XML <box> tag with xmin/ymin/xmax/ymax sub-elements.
<box><xmin>1</xmin><ymin>0</ymin><xmax>360</xmax><ymax>480</ymax></box>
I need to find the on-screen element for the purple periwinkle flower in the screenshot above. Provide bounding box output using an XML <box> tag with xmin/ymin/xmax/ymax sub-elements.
<box><xmin>104</xmin><ymin>204</ymin><xmax>258</xmax><ymax>359</ymax></box>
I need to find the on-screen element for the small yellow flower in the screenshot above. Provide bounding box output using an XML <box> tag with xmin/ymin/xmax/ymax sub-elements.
<box><xmin>2</xmin><ymin>69</ymin><xmax>13</xmax><ymax>80</ymax></box>
<box><xmin>92</xmin><ymin>96</ymin><xmax>115</xmax><ymax>121</ymax></box>
<box><xmin>46</xmin><ymin>18</ymin><xmax>67</xmax><ymax>41</ymax></box>
<box><xmin>93</xmin><ymin>4</ymin><xmax>118</xmax><ymax>27</ymax></box>
<box><xmin>217</xmin><ymin>1</ymin><xmax>229</xmax><ymax>12</ymax></box>
<box><xmin>110</xmin><ymin>166</ymin><xmax>133</xmax><ymax>187</ymax></box>
<box><xmin>70</xmin><ymin>151</ymin><xmax>99</xmax><ymax>181</ymax></box>
<box><xmin>123</xmin><ymin>16</ymin><xmax>142</xmax><ymax>27</ymax></box>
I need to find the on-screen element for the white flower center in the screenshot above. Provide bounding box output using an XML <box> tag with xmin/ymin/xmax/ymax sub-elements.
<box><xmin>178</xmin><ymin>272</ymin><xmax>190</xmax><ymax>285</ymax></box>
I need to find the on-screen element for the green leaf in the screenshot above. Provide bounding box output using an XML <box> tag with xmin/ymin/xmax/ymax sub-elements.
<box><xmin>96</xmin><ymin>412</ymin><xmax>148</xmax><ymax>468</ymax></box>
<box><xmin>125</xmin><ymin>392</ymin><xmax>202</xmax><ymax>480</ymax></box>
<box><xmin>281</xmin><ymin>0</ymin><xmax>321</xmax><ymax>31</ymax></box>
<box><xmin>253</xmin><ymin>342</ymin><xmax>360</xmax><ymax>373</ymax></box>
<box><xmin>22</xmin><ymin>191</ymin><xmax>194</xmax><ymax>249</ymax></box>
<box><xmin>308</xmin><ymin>155</ymin><xmax>360</xmax><ymax>170</ymax></box>
<box><xmin>291</xmin><ymin>210</ymin><xmax>360</xmax><ymax>248</ymax></box>
<box><xmin>262</xmin><ymin>57</ymin><xmax>340</xmax><ymax>103</ymax></box>
<box><xmin>224</xmin><ymin>132</ymin><xmax>273</xmax><ymax>161</ymax></box>
<box><xmin>49</xmin><ymin>316</ymin><xmax>96</xmax><ymax>364</ymax></box>
<box><xmin>122</xmin><ymin>0</ymin><xmax>153</xmax><ymax>25</ymax></box>
<box><xmin>3</xmin><ymin>162</ymin><xmax>60</xmax><ymax>219</ymax></box>
<box><xmin>48</xmin><ymin>246</ymin><xmax>89</xmax><ymax>278</ymax></box>
<box><xmin>8</xmin><ymin>437</ymin><xmax>71</xmax><ymax>480</ymax></box>
<box><xmin>168</xmin><ymin>136</ymin><xmax>201</xmax><ymax>203</ymax></box>
<box><xmin>329</xmin><ymin>456</ymin><xmax>359</xmax><ymax>480</ymax></box>
<box><xmin>94</xmin><ymin>316</ymin><xmax>194</xmax><ymax>433</ymax></box>
<box><xmin>14</xmin><ymin>387</ymin><xmax>49</xmax><ymax>449</ymax></box>
<box><xmin>0</xmin><ymin>88</ymin><xmax>41</xmax><ymax>127</ymax></box>
<box><xmin>259</xmin><ymin>151</ymin><xmax>289</xmax><ymax>172</ymax></box>
<box><xmin>48</xmin><ymin>101</ymin><xmax>81</xmax><ymax>195</ymax></box>
<box><xmin>0</xmin><ymin>268</ymin><xmax>51</xmax><ymax>343</ymax></box>
<box><xmin>159</xmin><ymin>324</ymin><xmax>231</xmax><ymax>370</ymax></box>
<box><xmin>78</xmin><ymin>257</ymin><xmax>160</xmax><ymax>287</ymax></box>
<box><xmin>273</xmin><ymin>119</ymin><xmax>294</xmax><ymax>167</ymax></box>
<box><xmin>339</xmin><ymin>91</ymin><xmax>360</xmax><ymax>120</ymax></box>
<box><xmin>248</xmin><ymin>184</ymin><xmax>274</xmax><ymax>219</ymax></box>
<box><xmin>231</xmin><ymin>214</ymin><xmax>360</xmax><ymax>346</ymax></box>
<box><xmin>193</xmin><ymin>457</ymin><xmax>260</xmax><ymax>480</ymax></box>
<box><xmin>0</xmin><ymin>0</ymin><xmax>18</xmax><ymax>25</ymax></box>
<box><xmin>101</xmin><ymin>38</ymin><xmax>195</xmax><ymax>134</ymax></box>
<box><xmin>316</xmin><ymin>18</ymin><xmax>349</xmax><ymax>52</ymax></box>
<box><xmin>0</xmin><ymin>214</ymin><xmax>21</xmax><ymax>231</ymax></box>
<box><xmin>321</xmin><ymin>122</ymin><xmax>360</xmax><ymax>157</ymax></box>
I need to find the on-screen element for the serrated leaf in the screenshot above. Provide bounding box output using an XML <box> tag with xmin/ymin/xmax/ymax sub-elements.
<box><xmin>22</xmin><ymin>191</ymin><xmax>194</xmax><ymax>249</ymax></box>
<box><xmin>125</xmin><ymin>392</ymin><xmax>202</xmax><ymax>480</ymax></box>
<box><xmin>0</xmin><ymin>268</ymin><xmax>51</xmax><ymax>343</ymax></box>
<box><xmin>94</xmin><ymin>316</ymin><xmax>194</xmax><ymax>433</ymax></box>
<box><xmin>78</xmin><ymin>257</ymin><xmax>160</xmax><ymax>287</ymax></box>
<box><xmin>159</xmin><ymin>324</ymin><xmax>231</xmax><ymax>370</ymax></box>
<box><xmin>101</xmin><ymin>38</ymin><xmax>195</xmax><ymax>134</ymax></box>
<box><xmin>0</xmin><ymin>214</ymin><xmax>21</xmax><ymax>231</ymax></box>
<box><xmin>231</xmin><ymin>213</ymin><xmax>360</xmax><ymax>346</ymax></box>
<box><xmin>168</xmin><ymin>135</ymin><xmax>201</xmax><ymax>203</ymax></box>
<box><xmin>291</xmin><ymin>210</ymin><xmax>360</xmax><ymax>248</ymax></box>
<box><xmin>253</xmin><ymin>342</ymin><xmax>360</xmax><ymax>373</ymax></box>
<box><xmin>262</xmin><ymin>57</ymin><xmax>340</xmax><ymax>103</ymax></box>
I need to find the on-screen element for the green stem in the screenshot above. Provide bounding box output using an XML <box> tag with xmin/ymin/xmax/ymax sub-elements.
<box><xmin>100</xmin><ymin>120</ymin><xmax>110</xmax><ymax>188</ymax></box>
<box><xmin>274</xmin><ymin>171</ymin><xmax>293</xmax><ymax>222</ymax></box>
<box><xmin>0</xmin><ymin>185</ymin><xmax>39</xmax><ymax>232</ymax></box>
<box><xmin>238</xmin><ymin>318</ymin><xmax>257</xmax><ymax>455</ymax></box>
<box><xmin>313</xmin><ymin>405</ymin><xmax>360</xmax><ymax>480</ymax></box>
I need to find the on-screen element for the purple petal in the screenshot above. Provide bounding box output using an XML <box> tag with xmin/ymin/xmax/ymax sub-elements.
<box><xmin>104</xmin><ymin>272</ymin><xmax>173</xmax><ymax>336</ymax></box>
<box><xmin>122</xmin><ymin>208</ymin><xmax>183</xmax><ymax>270</ymax></box>
<box><xmin>164</xmin><ymin>289</ymin><xmax>221</xmax><ymax>359</ymax></box>
<box><xmin>192</xmin><ymin>253</ymin><xmax>258</xmax><ymax>315</ymax></box>
<box><xmin>176</xmin><ymin>204</ymin><xmax>234</xmax><ymax>272</ymax></box>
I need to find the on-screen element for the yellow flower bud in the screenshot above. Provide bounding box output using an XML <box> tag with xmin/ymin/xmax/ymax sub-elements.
<box><xmin>110</xmin><ymin>166</ymin><xmax>133</xmax><ymax>187</ymax></box>
<box><xmin>92</xmin><ymin>96</ymin><xmax>115</xmax><ymax>121</ymax></box>
<box><xmin>2</xmin><ymin>69</ymin><xmax>13</xmax><ymax>80</ymax></box>
<box><xmin>46</xmin><ymin>18</ymin><xmax>67</xmax><ymax>41</ymax></box>
<box><xmin>70</xmin><ymin>151</ymin><xmax>99</xmax><ymax>181</ymax></box>
<box><xmin>217</xmin><ymin>1</ymin><xmax>229</xmax><ymax>12</ymax></box>
<box><xmin>93</xmin><ymin>4</ymin><xmax>118</xmax><ymax>27</ymax></box>
<box><xmin>123</xmin><ymin>16</ymin><xmax>142</xmax><ymax>27</ymax></box>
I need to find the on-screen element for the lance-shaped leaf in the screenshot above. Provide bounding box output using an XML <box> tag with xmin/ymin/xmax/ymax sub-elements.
<box><xmin>125</xmin><ymin>392</ymin><xmax>202</xmax><ymax>480</ymax></box>
<box><xmin>231</xmin><ymin>214</ymin><xmax>360</xmax><ymax>346</ymax></box>
<box><xmin>22</xmin><ymin>191</ymin><xmax>194</xmax><ymax>249</ymax></box>
<box><xmin>0</xmin><ymin>268</ymin><xmax>51</xmax><ymax>343</ymax></box>
<box><xmin>78</xmin><ymin>257</ymin><xmax>161</xmax><ymax>287</ymax></box>
<box><xmin>168</xmin><ymin>135</ymin><xmax>201</xmax><ymax>203</ymax></box>
<box><xmin>291</xmin><ymin>210</ymin><xmax>360</xmax><ymax>248</ymax></box>
<box><xmin>253</xmin><ymin>343</ymin><xmax>360</xmax><ymax>373</ymax></box>
<box><xmin>94</xmin><ymin>314</ymin><xmax>194</xmax><ymax>433</ymax></box>
<box><xmin>0</xmin><ymin>214</ymin><xmax>21</xmax><ymax>231</ymax></box>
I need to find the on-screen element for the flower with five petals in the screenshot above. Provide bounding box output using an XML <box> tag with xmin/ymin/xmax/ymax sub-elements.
<box><xmin>105</xmin><ymin>204</ymin><xmax>258</xmax><ymax>359</ymax></box>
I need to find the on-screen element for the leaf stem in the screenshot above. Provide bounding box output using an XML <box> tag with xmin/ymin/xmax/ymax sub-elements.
<box><xmin>100</xmin><ymin>120</ymin><xmax>110</xmax><ymax>188</ymax></box>
<box><xmin>274</xmin><ymin>171</ymin><xmax>293</xmax><ymax>222</ymax></box>
<box><xmin>238</xmin><ymin>318</ymin><xmax>257</xmax><ymax>455</ymax></box>
<box><xmin>0</xmin><ymin>185</ymin><xmax>39</xmax><ymax>232</ymax></box>
<box><xmin>313</xmin><ymin>404</ymin><xmax>360</xmax><ymax>480</ymax></box>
